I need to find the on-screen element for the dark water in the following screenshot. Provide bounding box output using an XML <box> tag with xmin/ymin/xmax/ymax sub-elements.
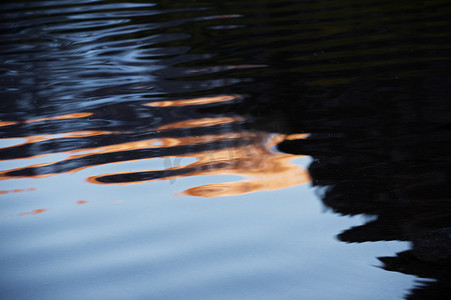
<box><xmin>1</xmin><ymin>0</ymin><xmax>450</xmax><ymax>299</ymax></box>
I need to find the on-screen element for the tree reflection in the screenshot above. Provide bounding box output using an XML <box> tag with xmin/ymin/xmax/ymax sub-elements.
<box><xmin>277</xmin><ymin>77</ymin><xmax>451</xmax><ymax>299</ymax></box>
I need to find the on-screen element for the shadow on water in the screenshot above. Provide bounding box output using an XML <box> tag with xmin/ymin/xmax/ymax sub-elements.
<box><xmin>1</xmin><ymin>0</ymin><xmax>451</xmax><ymax>298</ymax></box>
<box><xmin>277</xmin><ymin>77</ymin><xmax>451</xmax><ymax>298</ymax></box>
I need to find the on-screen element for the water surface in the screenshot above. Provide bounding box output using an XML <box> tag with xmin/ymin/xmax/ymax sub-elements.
<box><xmin>1</xmin><ymin>0</ymin><xmax>450</xmax><ymax>299</ymax></box>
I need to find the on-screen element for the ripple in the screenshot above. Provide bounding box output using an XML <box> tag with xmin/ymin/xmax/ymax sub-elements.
<box><xmin>1</xmin><ymin>0</ymin><xmax>450</xmax><ymax>299</ymax></box>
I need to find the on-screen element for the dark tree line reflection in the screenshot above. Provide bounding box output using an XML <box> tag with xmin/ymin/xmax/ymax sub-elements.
<box><xmin>275</xmin><ymin>76</ymin><xmax>451</xmax><ymax>299</ymax></box>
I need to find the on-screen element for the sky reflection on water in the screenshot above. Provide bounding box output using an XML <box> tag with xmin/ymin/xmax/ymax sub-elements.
<box><xmin>1</xmin><ymin>0</ymin><xmax>451</xmax><ymax>299</ymax></box>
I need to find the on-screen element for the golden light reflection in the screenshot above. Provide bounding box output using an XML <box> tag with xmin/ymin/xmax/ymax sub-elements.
<box><xmin>0</xmin><ymin>112</ymin><xmax>310</xmax><ymax>197</ymax></box>
<box><xmin>0</xmin><ymin>121</ymin><xmax>16</xmax><ymax>127</ymax></box>
<box><xmin>88</xmin><ymin>132</ymin><xmax>310</xmax><ymax>197</ymax></box>
<box><xmin>0</xmin><ymin>130</ymin><xmax>118</xmax><ymax>152</ymax></box>
<box><xmin>0</xmin><ymin>130</ymin><xmax>253</xmax><ymax>180</ymax></box>
<box><xmin>180</xmin><ymin>134</ymin><xmax>310</xmax><ymax>197</ymax></box>
<box><xmin>0</xmin><ymin>112</ymin><xmax>92</xmax><ymax>127</ymax></box>
<box><xmin>18</xmin><ymin>208</ymin><xmax>47</xmax><ymax>216</ymax></box>
<box><xmin>286</xmin><ymin>133</ymin><xmax>309</xmax><ymax>140</ymax></box>
<box><xmin>180</xmin><ymin>155</ymin><xmax>309</xmax><ymax>197</ymax></box>
<box><xmin>157</xmin><ymin>116</ymin><xmax>244</xmax><ymax>131</ymax></box>
<box><xmin>0</xmin><ymin>187</ymin><xmax>36</xmax><ymax>195</ymax></box>
<box><xmin>145</xmin><ymin>95</ymin><xmax>239</xmax><ymax>107</ymax></box>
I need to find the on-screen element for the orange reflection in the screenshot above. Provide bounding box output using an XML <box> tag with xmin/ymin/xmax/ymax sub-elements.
<box><xmin>145</xmin><ymin>95</ymin><xmax>239</xmax><ymax>107</ymax></box>
<box><xmin>0</xmin><ymin>121</ymin><xmax>16</xmax><ymax>127</ymax></box>
<box><xmin>286</xmin><ymin>133</ymin><xmax>309</xmax><ymax>140</ymax></box>
<box><xmin>1</xmin><ymin>111</ymin><xmax>310</xmax><ymax>197</ymax></box>
<box><xmin>23</xmin><ymin>112</ymin><xmax>92</xmax><ymax>124</ymax></box>
<box><xmin>179</xmin><ymin>134</ymin><xmax>310</xmax><ymax>197</ymax></box>
<box><xmin>0</xmin><ymin>130</ymin><xmax>253</xmax><ymax>180</ymax></box>
<box><xmin>180</xmin><ymin>155</ymin><xmax>309</xmax><ymax>197</ymax></box>
<box><xmin>0</xmin><ymin>112</ymin><xmax>92</xmax><ymax>127</ymax></box>
<box><xmin>18</xmin><ymin>208</ymin><xmax>47</xmax><ymax>216</ymax></box>
<box><xmin>0</xmin><ymin>130</ymin><xmax>118</xmax><ymax>152</ymax></box>
<box><xmin>0</xmin><ymin>187</ymin><xmax>35</xmax><ymax>195</ymax></box>
<box><xmin>88</xmin><ymin>132</ymin><xmax>310</xmax><ymax>197</ymax></box>
<box><xmin>157</xmin><ymin>116</ymin><xmax>244</xmax><ymax>131</ymax></box>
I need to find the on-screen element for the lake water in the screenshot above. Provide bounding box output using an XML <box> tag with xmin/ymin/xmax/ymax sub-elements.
<box><xmin>1</xmin><ymin>1</ymin><xmax>450</xmax><ymax>299</ymax></box>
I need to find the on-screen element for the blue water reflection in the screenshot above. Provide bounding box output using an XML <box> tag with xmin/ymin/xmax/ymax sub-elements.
<box><xmin>1</xmin><ymin>0</ymin><xmax>450</xmax><ymax>299</ymax></box>
<box><xmin>0</xmin><ymin>174</ymin><xmax>414</xmax><ymax>300</ymax></box>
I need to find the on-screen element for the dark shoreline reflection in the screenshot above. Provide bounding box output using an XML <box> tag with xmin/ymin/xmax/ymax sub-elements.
<box><xmin>1</xmin><ymin>0</ymin><xmax>451</xmax><ymax>298</ymax></box>
<box><xmin>276</xmin><ymin>76</ymin><xmax>451</xmax><ymax>299</ymax></box>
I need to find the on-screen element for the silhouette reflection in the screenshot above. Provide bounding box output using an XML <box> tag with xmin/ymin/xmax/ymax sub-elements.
<box><xmin>277</xmin><ymin>77</ymin><xmax>451</xmax><ymax>299</ymax></box>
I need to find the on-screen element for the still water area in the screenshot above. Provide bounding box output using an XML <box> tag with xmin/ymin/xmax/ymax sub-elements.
<box><xmin>1</xmin><ymin>0</ymin><xmax>450</xmax><ymax>299</ymax></box>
